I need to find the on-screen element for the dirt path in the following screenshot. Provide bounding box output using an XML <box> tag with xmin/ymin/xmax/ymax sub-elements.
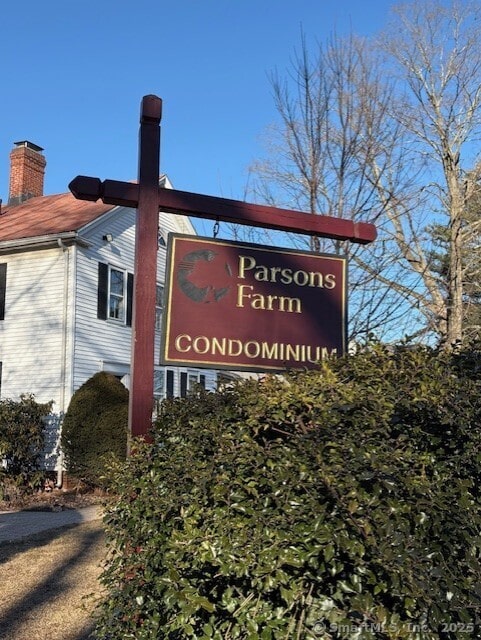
<box><xmin>0</xmin><ymin>521</ymin><xmax>106</xmax><ymax>640</ymax></box>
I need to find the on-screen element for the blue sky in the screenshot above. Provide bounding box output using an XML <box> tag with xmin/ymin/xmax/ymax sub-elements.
<box><xmin>0</xmin><ymin>0</ymin><xmax>398</xmax><ymax>234</ymax></box>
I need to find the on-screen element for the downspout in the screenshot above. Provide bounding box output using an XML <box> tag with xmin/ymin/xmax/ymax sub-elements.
<box><xmin>56</xmin><ymin>238</ymin><xmax>70</xmax><ymax>487</ymax></box>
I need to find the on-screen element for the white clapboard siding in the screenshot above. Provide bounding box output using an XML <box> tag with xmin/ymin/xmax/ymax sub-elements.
<box><xmin>73</xmin><ymin>206</ymin><xmax>137</xmax><ymax>392</ymax></box>
<box><xmin>0</xmin><ymin>247</ymin><xmax>74</xmax><ymax>410</ymax></box>
<box><xmin>72</xmin><ymin>205</ymin><xmax>217</xmax><ymax>399</ymax></box>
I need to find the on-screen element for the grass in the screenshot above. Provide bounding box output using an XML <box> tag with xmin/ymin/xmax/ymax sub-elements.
<box><xmin>0</xmin><ymin>520</ymin><xmax>106</xmax><ymax>640</ymax></box>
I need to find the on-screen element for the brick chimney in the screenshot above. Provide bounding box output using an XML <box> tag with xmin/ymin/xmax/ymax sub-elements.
<box><xmin>8</xmin><ymin>141</ymin><xmax>46</xmax><ymax>205</ymax></box>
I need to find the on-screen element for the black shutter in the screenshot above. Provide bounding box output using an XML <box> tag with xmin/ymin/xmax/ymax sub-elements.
<box><xmin>126</xmin><ymin>272</ymin><xmax>134</xmax><ymax>326</ymax></box>
<box><xmin>166</xmin><ymin>370</ymin><xmax>174</xmax><ymax>398</ymax></box>
<box><xmin>0</xmin><ymin>264</ymin><xmax>6</xmax><ymax>321</ymax></box>
<box><xmin>97</xmin><ymin>262</ymin><xmax>108</xmax><ymax>320</ymax></box>
<box><xmin>180</xmin><ymin>372</ymin><xmax>188</xmax><ymax>398</ymax></box>
<box><xmin>200</xmin><ymin>375</ymin><xmax>206</xmax><ymax>389</ymax></box>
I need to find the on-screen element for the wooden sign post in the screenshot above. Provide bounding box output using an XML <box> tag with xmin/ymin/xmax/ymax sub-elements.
<box><xmin>69</xmin><ymin>94</ymin><xmax>376</xmax><ymax>441</ymax></box>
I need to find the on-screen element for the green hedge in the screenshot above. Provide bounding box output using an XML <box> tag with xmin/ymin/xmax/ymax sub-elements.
<box><xmin>96</xmin><ymin>345</ymin><xmax>481</xmax><ymax>639</ymax></box>
<box><xmin>61</xmin><ymin>372</ymin><xmax>128</xmax><ymax>488</ymax></box>
<box><xmin>0</xmin><ymin>394</ymin><xmax>52</xmax><ymax>493</ymax></box>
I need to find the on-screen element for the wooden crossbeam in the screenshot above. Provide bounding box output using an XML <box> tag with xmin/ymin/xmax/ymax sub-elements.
<box><xmin>69</xmin><ymin>175</ymin><xmax>377</xmax><ymax>244</ymax></box>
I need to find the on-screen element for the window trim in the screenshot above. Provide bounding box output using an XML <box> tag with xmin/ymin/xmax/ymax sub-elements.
<box><xmin>181</xmin><ymin>370</ymin><xmax>206</xmax><ymax>397</ymax></box>
<box><xmin>98</xmin><ymin>262</ymin><xmax>133</xmax><ymax>326</ymax></box>
<box><xmin>155</xmin><ymin>284</ymin><xmax>164</xmax><ymax>331</ymax></box>
<box><xmin>108</xmin><ymin>266</ymin><xmax>127</xmax><ymax>323</ymax></box>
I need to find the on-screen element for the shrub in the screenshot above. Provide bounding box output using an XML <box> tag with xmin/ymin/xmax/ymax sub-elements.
<box><xmin>0</xmin><ymin>393</ymin><xmax>52</xmax><ymax>493</ymax></box>
<box><xmin>61</xmin><ymin>372</ymin><xmax>128</xmax><ymax>488</ymax></box>
<box><xmin>96</xmin><ymin>345</ymin><xmax>481</xmax><ymax>639</ymax></box>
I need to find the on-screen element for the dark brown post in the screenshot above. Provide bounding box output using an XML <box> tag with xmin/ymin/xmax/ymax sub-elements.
<box><xmin>128</xmin><ymin>95</ymin><xmax>162</xmax><ymax>442</ymax></box>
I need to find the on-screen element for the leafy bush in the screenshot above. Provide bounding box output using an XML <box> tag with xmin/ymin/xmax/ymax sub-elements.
<box><xmin>61</xmin><ymin>372</ymin><xmax>128</xmax><ymax>487</ymax></box>
<box><xmin>96</xmin><ymin>345</ymin><xmax>481</xmax><ymax>639</ymax></box>
<box><xmin>0</xmin><ymin>393</ymin><xmax>52</xmax><ymax>492</ymax></box>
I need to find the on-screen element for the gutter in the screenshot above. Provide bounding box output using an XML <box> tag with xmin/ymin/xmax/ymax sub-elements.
<box><xmin>56</xmin><ymin>238</ymin><xmax>70</xmax><ymax>488</ymax></box>
<box><xmin>0</xmin><ymin>232</ymin><xmax>91</xmax><ymax>254</ymax></box>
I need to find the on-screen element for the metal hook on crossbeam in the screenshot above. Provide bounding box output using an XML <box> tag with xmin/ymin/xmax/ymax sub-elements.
<box><xmin>213</xmin><ymin>218</ymin><xmax>220</xmax><ymax>238</ymax></box>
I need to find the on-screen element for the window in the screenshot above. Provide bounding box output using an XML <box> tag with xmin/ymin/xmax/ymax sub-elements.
<box><xmin>109</xmin><ymin>267</ymin><xmax>126</xmax><ymax>321</ymax></box>
<box><xmin>188</xmin><ymin>371</ymin><xmax>201</xmax><ymax>391</ymax></box>
<box><xmin>155</xmin><ymin>285</ymin><xmax>164</xmax><ymax>330</ymax></box>
<box><xmin>180</xmin><ymin>370</ymin><xmax>206</xmax><ymax>397</ymax></box>
<box><xmin>158</xmin><ymin>227</ymin><xmax>167</xmax><ymax>248</ymax></box>
<box><xmin>153</xmin><ymin>368</ymin><xmax>181</xmax><ymax>416</ymax></box>
<box><xmin>153</xmin><ymin>368</ymin><xmax>165</xmax><ymax>398</ymax></box>
<box><xmin>152</xmin><ymin>369</ymin><xmax>206</xmax><ymax>407</ymax></box>
<box><xmin>97</xmin><ymin>263</ymin><xmax>133</xmax><ymax>325</ymax></box>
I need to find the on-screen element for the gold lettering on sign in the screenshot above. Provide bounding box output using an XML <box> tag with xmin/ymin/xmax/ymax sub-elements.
<box><xmin>236</xmin><ymin>284</ymin><xmax>302</xmax><ymax>313</ymax></box>
<box><xmin>173</xmin><ymin>333</ymin><xmax>338</xmax><ymax>364</ymax></box>
<box><xmin>238</xmin><ymin>255</ymin><xmax>336</xmax><ymax>289</ymax></box>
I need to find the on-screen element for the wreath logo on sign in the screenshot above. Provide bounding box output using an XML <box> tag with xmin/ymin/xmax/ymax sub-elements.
<box><xmin>177</xmin><ymin>250</ymin><xmax>232</xmax><ymax>303</ymax></box>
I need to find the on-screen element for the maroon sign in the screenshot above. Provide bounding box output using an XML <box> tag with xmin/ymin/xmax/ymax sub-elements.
<box><xmin>160</xmin><ymin>235</ymin><xmax>347</xmax><ymax>372</ymax></box>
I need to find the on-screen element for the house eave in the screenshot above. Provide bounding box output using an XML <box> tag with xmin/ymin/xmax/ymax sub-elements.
<box><xmin>0</xmin><ymin>232</ymin><xmax>91</xmax><ymax>255</ymax></box>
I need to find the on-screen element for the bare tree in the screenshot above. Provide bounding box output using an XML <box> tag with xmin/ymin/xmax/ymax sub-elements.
<box><xmin>249</xmin><ymin>1</ymin><xmax>481</xmax><ymax>346</ymax></box>
<box><xmin>428</xmin><ymin>165</ymin><xmax>481</xmax><ymax>340</ymax></box>
<box><xmin>379</xmin><ymin>0</ymin><xmax>481</xmax><ymax>344</ymax></box>
<box><xmin>249</xmin><ymin>32</ymin><xmax>418</xmax><ymax>341</ymax></box>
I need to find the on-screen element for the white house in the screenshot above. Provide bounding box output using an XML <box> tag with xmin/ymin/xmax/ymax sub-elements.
<box><xmin>0</xmin><ymin>141</ymin><xmax>222</xmax><ymax>472</ymax></box>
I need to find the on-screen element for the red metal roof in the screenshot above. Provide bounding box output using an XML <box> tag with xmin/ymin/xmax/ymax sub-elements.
<box><xmin>0</xmin><ymin>193</ymin><xmax>115</xmax><ymax>242</ymax></box>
